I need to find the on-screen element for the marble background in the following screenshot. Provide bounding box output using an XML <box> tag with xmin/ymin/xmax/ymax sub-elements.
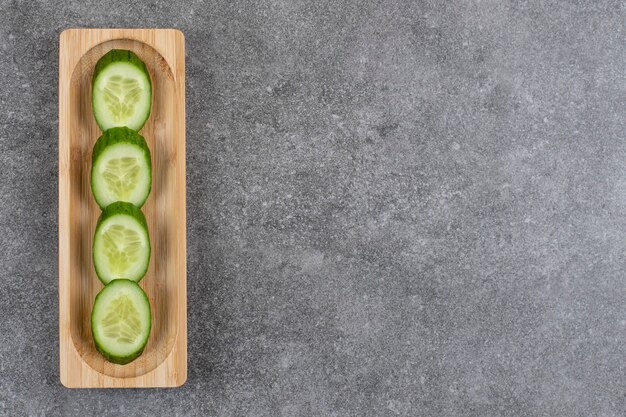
<box><xmin>0</xmin><ymin>0</ymin><xmax>624</xmax><ymax>415</ymax></box>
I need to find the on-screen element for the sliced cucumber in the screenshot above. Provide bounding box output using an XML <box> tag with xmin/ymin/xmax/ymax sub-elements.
<box><xmin>91</xmin><ymin>127</ymin><xmax>152</xmax><ymax>209</ymax></box>
<box><xmin>92</xmin><ymin>49</ymin><xmax>152</xmax><ymax>132</ymax></box>
<box><xmin>91</xmin><ymin>279</ymin><xmax>151</xmax><ymax>365</ymax></box>
<box><xmin>93</xmin><ymin>201</ymin><xmax>150</xmax><ymax>285</ymax></box>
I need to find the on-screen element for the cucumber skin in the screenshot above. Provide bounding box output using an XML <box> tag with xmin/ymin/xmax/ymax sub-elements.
<box><xmin>91</xmin><ymin>127</ymin><xmax>152</xmax><ymax>210</ymax></box>
<box><xmin>91</xmin><ymin>279</ymin><xmax>152</xmax><ymax>365</ymax></box>
<box><xmin>93</xmin><ymin>201</ymin><xmax>151</xmax><ymax>285</ymax></box>
<box><xmin>92</xmin><ymin>49</ymin><xmax>152</xmax><ymax>132</ymax></box>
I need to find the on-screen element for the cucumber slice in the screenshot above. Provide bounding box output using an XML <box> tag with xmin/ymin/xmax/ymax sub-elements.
<box><xmin>91</xmin><ymin>279</ymin><xmax>151</xmax><ymax>365</ymax></box>
<box><xmin>93</xmin><ymin>202</ymin><xmax>150</xmax><ymax>285</ymax></box>
<box><xmin>91</xmin><ymin>127</ymin><xmax>152</xmax><ymax>209</ymax></box>
<box><xmin>92</xmin><ymin>49</ymin><xmax>152</xmax><ymax>132</ymax></box>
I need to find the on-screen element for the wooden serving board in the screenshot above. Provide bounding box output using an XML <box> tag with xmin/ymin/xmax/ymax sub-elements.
<box><xmin>59</xmin><ymin>28</ymin><xmax>186</xmax><ymax>388</ymax></box>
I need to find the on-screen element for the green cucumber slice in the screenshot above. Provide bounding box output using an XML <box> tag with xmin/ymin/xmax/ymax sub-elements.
<box><xmin>91</xmin><ymin>279</ymin><xmax>151</xmax><ymax>365</ymax></box>
<box><xmin>91</xmin><ymin>127</ymin><xmax>152</xmax><ymax>209</ymax></box>
<box><xmin>93</xmin><ymin>202</ymin><xmax>150</xmax><ymax>285</ymax></box>
<box><xmin>92</xmin><ymin>49</ymin><xmax>152</xmax><ymax>132</ymax></box>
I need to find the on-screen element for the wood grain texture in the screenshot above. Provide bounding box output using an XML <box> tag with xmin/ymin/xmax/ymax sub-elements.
<box><xmin>59</xmin><ymin>28</ymin><xmax>186</xmax><ymax>388</ymax></box>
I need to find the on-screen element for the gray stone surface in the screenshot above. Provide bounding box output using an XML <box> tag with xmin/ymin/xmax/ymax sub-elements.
<box><xmin>0</xmin><ymin>0</ymin><xmax>625</xmax><ymax>415</ymax></box>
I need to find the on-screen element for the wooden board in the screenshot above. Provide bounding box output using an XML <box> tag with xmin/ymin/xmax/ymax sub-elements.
<box><xmin>59</xmin><ymin>28</ymin><xmax>186</xmax><ymax>388</ymax></box>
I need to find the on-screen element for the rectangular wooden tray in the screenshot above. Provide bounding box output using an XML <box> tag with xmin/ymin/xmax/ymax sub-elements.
<box><xmin>58</xmin><ymin>28</ymin><xmax>186</xmax><ymax>388</ymax></box>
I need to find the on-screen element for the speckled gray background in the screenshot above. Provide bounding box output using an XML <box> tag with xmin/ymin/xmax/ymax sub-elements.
<box><xmin>0</xmin><ymin>0</ymin><xmax>625</xmax><ymax>416</ymax></box>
